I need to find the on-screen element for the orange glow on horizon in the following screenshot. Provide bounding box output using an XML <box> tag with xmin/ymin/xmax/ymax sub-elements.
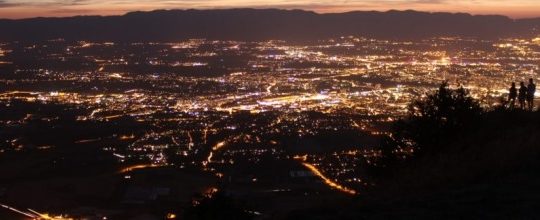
<box><xmin>0</xmin><ymin>0</ymin><xmax>538</xmax><ymax>19</ymax></box>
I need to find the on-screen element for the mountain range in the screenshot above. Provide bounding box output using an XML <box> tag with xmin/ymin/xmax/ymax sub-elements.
<box><xmin>1</xmin><ymin>9</ymin><xmax>539</xmax><ymax>42</ymax></box>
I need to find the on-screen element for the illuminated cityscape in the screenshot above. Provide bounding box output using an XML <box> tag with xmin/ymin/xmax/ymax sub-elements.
<box><xmin>2</xmin><ymin>2</ymin><xmax>540</xmax><ymax>217</ymax></box>
<box><xmin>1</xmin><ymin>35</ymin><xmax>539</xmax><ymax>218</ymax></box>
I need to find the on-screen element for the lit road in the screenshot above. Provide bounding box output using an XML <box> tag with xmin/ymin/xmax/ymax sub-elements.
<box><xmin>301</xmin><ymin>162</ymin><xmax>357</xmax><ymax>195</ymax></box>
<box><xmin>0</xmin><ymin>202</ymin><xmax>72</xmax><ymax>219</ymax></box>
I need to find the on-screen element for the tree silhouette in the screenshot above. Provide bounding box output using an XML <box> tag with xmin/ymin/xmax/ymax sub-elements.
<box><xmin>387</xmin><ymin>82</ymin><xmax>483</xmax><ymax>158</ymax></box>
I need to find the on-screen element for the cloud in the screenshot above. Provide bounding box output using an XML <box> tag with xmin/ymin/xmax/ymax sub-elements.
<box><xmin>0</xmin><ymin>0</ymin><xmax>538</xmax><ymax>8</ymax></box>
<box><xmin>414</xmin><ymin>0</ymin><xmax>446</xmax><ymax>3</ymax></box>
<box><xmin>0</xmin><ymin>0</ymin><xmax>21</xmax><ymax>7</ymax></box>
<box><xmin>0</xmin><ymin>0</ymin><xmax>94</xmax><ymax>7</ymax></box>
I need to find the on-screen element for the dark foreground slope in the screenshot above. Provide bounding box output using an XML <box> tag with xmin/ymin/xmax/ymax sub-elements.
<box><xmin>290</xmin><ymin>110</ymin><xmax>540</xmax><ymax>219</ymax></box>
<box><xmin>1</xmin><ymin>9</ymin><xmax>539</xmax><ymax>42</ymax></box>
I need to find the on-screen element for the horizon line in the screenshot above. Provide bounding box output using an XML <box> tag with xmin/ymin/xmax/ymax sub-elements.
<box><xmin>1</xmin><ymin>8</ymin><xmax>539</xmax><ymax>20</ymax></box>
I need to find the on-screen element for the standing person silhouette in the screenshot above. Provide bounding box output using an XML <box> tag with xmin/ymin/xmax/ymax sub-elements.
<box><xmin>518</xmin><ymin>82</ymin><xmax>528</xmax><ymax>110</ymax></box>
<box><xmin>527</xmin><ymin>78</ymin><xmax>536</xmax><ymax>111</ymax></box>
<box><xmin>508</xmin><ymin>82</ymin><xmax>517</xmax><ymax>109</ymax></box>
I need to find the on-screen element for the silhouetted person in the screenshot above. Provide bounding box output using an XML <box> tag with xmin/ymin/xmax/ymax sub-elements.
<box><xmin>518</xmin><ymin>82</ymin><xmax>528</xmax><ymax>110</ymax></box>
<box><xmin>508</xmin><ymin>82</ymin><xmax>517</xmax><ymax>109</ymax></box>
<box><xmin>527</xmin><ymin>78</ymin><xmax>536</xmax><ymax>111</ymax></box>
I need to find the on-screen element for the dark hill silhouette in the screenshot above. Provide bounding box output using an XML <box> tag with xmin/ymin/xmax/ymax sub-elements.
<box><xmin>0</xmin><ymin>9</ymin><xmax>539</xmax><ymax>42</ymax></box>
<box><xmin>288</xmin><ymin>85</ymin><xmax>540</xmax><ymax>219</ymax></box>
<box><xmin>343</xmin><ymin>110</ymin><xmax>540</xmax><ymax>219</ymax></box>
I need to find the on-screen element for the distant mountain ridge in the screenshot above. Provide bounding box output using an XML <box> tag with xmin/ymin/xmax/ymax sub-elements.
<box><xmin>0</xmin><ymin>9</ymin><xmax>539</xmax><ymax>42</ymax></box>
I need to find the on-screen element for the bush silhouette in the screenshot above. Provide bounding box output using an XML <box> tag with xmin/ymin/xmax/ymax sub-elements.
<box><xmin>381</xmin><ymin>82</ymin><xmax>483</xmax><ymax>162</ymax></box>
